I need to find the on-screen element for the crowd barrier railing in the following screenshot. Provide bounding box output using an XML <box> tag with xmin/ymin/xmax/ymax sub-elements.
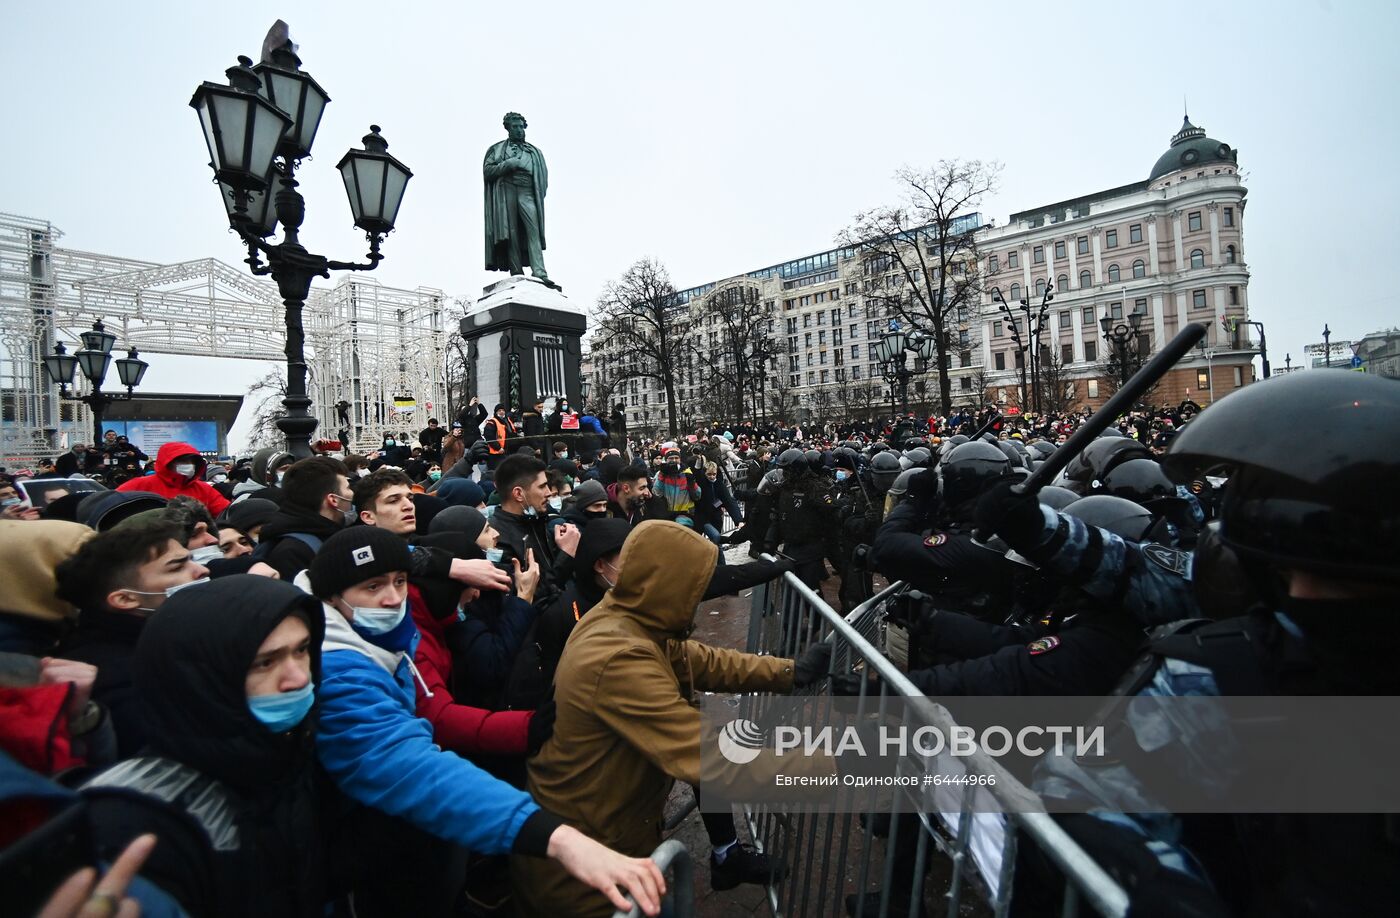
<box><xmin>739</xmin><ymin>565</ymin><xmax>1129</xmax><ymax>918</ymax></box>
<box><xmin>611</xmin><ymin>839</ymin><xmax>696</xmax><ymax>918</ymax></box>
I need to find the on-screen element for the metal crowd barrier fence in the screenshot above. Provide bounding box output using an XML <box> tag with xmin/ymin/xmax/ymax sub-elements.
<box><xmin>739</xmin><ymin>567</ymin><xmax>1129</xmax><ymax>918</ymax></box>
<box><xmin>611</xmin><ymin>839</ymin><xmax>696</xmax><ymax>918</ymax></box>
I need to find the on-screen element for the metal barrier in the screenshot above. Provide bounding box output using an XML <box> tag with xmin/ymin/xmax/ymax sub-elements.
<box><xmin>739</xmin><ymin>567</ymin><xmax>1129</xmax><ymax>918</ymax></box>
<box><xmin>611</xmin><ymin>839</ymin><xmax>696</xmax><ymax>918</ymax></box>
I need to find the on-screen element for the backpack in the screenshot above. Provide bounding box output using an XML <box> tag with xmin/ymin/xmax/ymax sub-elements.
<box><xmin>249</xmin><ymin>531</ymin><xmax>324</xmax><ymax>562</ymax></box>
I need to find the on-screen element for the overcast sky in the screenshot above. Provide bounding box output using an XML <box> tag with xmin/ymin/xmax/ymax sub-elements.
<box><xmin>6</xmin><ymin>0</ymin><xmax>1397</xmax><ymax>451</ymax></box>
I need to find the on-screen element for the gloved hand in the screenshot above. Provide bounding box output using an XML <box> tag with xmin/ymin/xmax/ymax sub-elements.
<box><xmin>906</xmin><ymin>467</ymin><xmax>938</xmax><ymax>504</ymax></box>
<box><xmin>974</xmin><ymin>479</ymin><xmax>1052</xmax><ymax>552</ymax></box>
<box><xmin>793</xmin><ymin>642</ymin><xmax>832</xmax><ymax>689</ymax></box>
<box><xmin>526</xmin><ymin>699</ymin><xmax>556</xmax><ymax>756</ymax></box>
<box><xmin>469</xmin><ymin>440</ymin><xmax>492</xmax><ymax>463</ymax></box>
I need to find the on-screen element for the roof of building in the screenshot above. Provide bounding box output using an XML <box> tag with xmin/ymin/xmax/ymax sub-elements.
<box><xmin>1149</xmin><ymin>115</ymin><xmax>1238</xmax><ymax>181</ymax></box>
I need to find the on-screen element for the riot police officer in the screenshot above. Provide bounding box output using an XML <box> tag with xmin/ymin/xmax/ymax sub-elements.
<box><xmin>767</xmin><ymin>447</ymin><xmax>840</xmax><ymax>589</ymax></box>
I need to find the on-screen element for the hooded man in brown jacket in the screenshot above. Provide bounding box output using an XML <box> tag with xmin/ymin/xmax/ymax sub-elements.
<box><xmin>512</xmin><ymin>520</ymin><xmax>826</xmax><ymax>916</ymax></box>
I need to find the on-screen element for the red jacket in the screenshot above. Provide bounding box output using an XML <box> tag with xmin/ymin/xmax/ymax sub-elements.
<box><xmin>408</xmin><ymin>585</ymin><xmax>532</xmax><ymax>756</ymax></box>
<box><xmin>116</xmin><ymin>441</ymin><xmax>229</xmax><ymax>516</ymax></box>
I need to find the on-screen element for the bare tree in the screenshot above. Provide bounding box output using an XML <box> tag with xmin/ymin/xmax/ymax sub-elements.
<box><xmin>686</xmin><ymin>283</ymin><xmax>785</xmax><ymax>425</ymax></box>
<box><xmin>1036</xmin><ymin>345</ymin><xmax>1078</xmax><ymax>416</ymax></box>
<box><xmin>443</xmin><ymin>304</ymin><xmax>471</xmax><ymax>422</ymax></box>
<box><xmin>839</xmin><ymin>161</ymin><xmax>1001</xmax><ymax>416</ymax></box>
<box><xmin>244</xmin><ymin>368</ymin><xmax>288</xmax><ymax>450</ymax></box>
<box><xmin>592</xmin><ymin>258</ymin><xmax>692</xmax><ymax>437</ymax></box>
<box><xmin>1095</xmin><ymin>336</ymin><xmax>1160</xmax><ymax>404</ymax></box>
<box><xmin>969</xmin><ymin>364</ymin><xmax>997</xmax><ymax>408</ymax></box>
<box><xmin>765</xmin><ymin>367</ymin><xmax>801</xmax><ymax>426</ymax></box>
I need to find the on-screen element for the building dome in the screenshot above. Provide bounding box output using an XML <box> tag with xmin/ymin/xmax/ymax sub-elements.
<box><xmin>1149</xmin><ymin>115</ymin><xmax>1238</xmax><ymax>181</ymax></box>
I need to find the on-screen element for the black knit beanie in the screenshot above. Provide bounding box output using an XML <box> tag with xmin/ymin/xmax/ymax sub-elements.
<box><xmin>308</xmin><ymin>526</ymin><xmax>413</xmax><ymax>599</ymax></box>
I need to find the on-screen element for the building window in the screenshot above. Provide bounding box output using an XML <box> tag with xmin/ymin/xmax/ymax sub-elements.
<box><xmin>989</xmin><ymin>254</ymin><xmax>999</xmax><ymax>273</ymax></box>
<box><xmin>1077</xmin><ymin>236</ymin><xmax>1089</xmax><ymax>255</ymax></box>
<box><xmin>960</xmin><ymin>376</ymin><xmax>971</xmax><ymax>390</ymax></box>
<box><xmin>1225</xmin><ymin>245</ymin><xmax>1237</xmax><ymax>264</ymax></box>
<box><xmin>1036</xmin><ymin>278</ymin><xmax>1047</xmax><ymax>297</ymax></box>
<box><xmin>850</xmin><ymin>324</ymin><xmax>858</xmax><ymax>338</ymax></box>
<box><xmin>1229</xmin><ymin>286</ymin><xmax>1239</xmax><ymax>305</ymax></box>
<box><xmin>805</xmin><ymin>332</ymin><xmax>812</xmax><ymax>347</ymax></box>
<box><xmin>1105</xmin><ymin>229</ymin><xmax>1118</xmax><ymax>248</ymax></box>
<box><xmin>806</xmin><ymin>353</ymin><xmax>813</xmax><ymax>367</ymax></box>
<box><xmin>1188</xmin><ymin>211</ymin><xmax>1202</xmax><ymax>232</ymax></box>
<box><xmin>1014</xmin><ymin>350</ymin><xmax>1025</xmax><ymax>369</ymax></box>
<box><xmin>1193</xmin><ymin>289</ymin><xmax>1208</xmax><ymax>310</ymax></box>
<box><xmin>821</xmin><ymin>369</ymin><xmax>829</xmax><ymax>383</ymax></box>
<box><xmin>1059</xmin><ymin>311</ymin><xmax>1071</xmax><ymax>329</ymax></box>
<box><xmin>1130</xmin><ymin>224</ymin><xmax>1143</xmax><ymax>244</ymax></box>
<box><xmin>803</xmin><ymin>314</ymin><xmax>811</xmax><ymax>328</ymax></box>
<box><xmin>1059</xmin><ymin>343</ymin><xmax>1072</xmax><ymax>364</ymax></box>
<box><xmin>1233</xmin><ymin>367</ymin><xmax>1244</xmax><ymax>387</ymax></box>
<box><xmin>959</xmin><ymin>350</ymin><xmax>972</xmax><ymax>367</ymax></box>
<box><xmin>818</xmin><ymin>331</ymin><xmax>826</xmax><ymax>345</ymax></box>
<box><xmin>1110</xmin><ymin>302</ymin><xmax>1123</xmax><ymax>319</ymax></box>
<box><xmin>1107</xmin><ymin>264</ymin><xmax>1121</xmax><ymax>282</ymax></box>
<box><xmin>1054</xmin><ymin>240</ymin><xmax>1066</xmax><ymax>260</ymax></box>
<box><xmin>1010</xmin><ymin>283</ymin><xmax>1021</xmax><ymax>301</ymax></box>
<box><xmin>1084</xmin><ymin>340</ymin><xmax>1097</xmax><ymax>362</ymax></box>
<box><xmin>1082</xmin><ymin>306</ymin><xmax>1094</xmax><ymax>325</ymax></box>
<box><xmin>1007</xmin><ymin>250</ymin><xmax>1019</xmax><ymax>268</ymax></box>
<box><xmin>1033</xmin><ymin>245</ymin><xmax>1045</xmax><ymax>264</ymax></box>
<box><xmin>851</xmin><ymin>344</ymin><xmax>859</xmax><ymax>359</ymax></box>
<box><xmin>1190</xmin><ymin>249</ymin><xmax>1205</xmax><ymax>269</ymax></box>
<box><xmin>1132</xmin><ymin>259</ymin><xmax>1146</xmax><ymax>278</ymax></box>
<box><xmin>1197</xmin><ymin>369</ymin><xmax>1210</xmax><ymax>390</ymax></box>
<box><xmin>1135</xmin><ymin>297</ymin><xmax>1149</xmax><ymax>314</ymax></box>
<box><xmin>1088</xmin><ymin>379</ymin><xmax>1099</xmax><ymax>399</ymax></box>
<box><xmin>993</xmin><ymin>319</ymin><xmax>1003</xmax><ymax>337</ymax></box>
<box><xmin>1079</xmin><ymin>269</ymin><xmax>1092</xmax><ymax>289</ymax></box>
<box><xmin>994</xmin><ymin>351</ymin><xmax>1006</xmax><ymax>370</ymax></box>
<box><xmin>852</xmin><ymin>365</ymin><xmax>861</xmax><ymax>380</ymax></box>
<box><xmin>1224</xmin><ymin>207</ymin><xmax>1235</xmax><ymax>227</ymax></box>
<box><xmin>1057</xmin><ymin>273</ymin><xmax>1068</xmax><ymax>292</ymax></box>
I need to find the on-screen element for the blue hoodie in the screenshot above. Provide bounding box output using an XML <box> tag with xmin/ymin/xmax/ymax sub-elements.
<box><xmin>302</xmin><ymin>574</ymin><xmax>558</xmax><ymax>855</ymax></box>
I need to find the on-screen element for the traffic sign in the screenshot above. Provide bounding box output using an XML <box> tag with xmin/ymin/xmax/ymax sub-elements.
<box><xmin>1351</xmin><ymin>355</ymin><xmax>1363</xmax><ymax>369</ymax></box>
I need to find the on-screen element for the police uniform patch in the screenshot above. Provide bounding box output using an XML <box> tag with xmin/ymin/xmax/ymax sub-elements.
<box><xmin>923</xmin><ymin>533</ymin><xmax>949</xmax><ymax>548</ymax></box>
<box><xmin>1027</xmin><ymin>635</ymin><xmax>1061</xmax><ymax>655</ymax></box>
<box><xmin>1142</xmin><ymin>544</ymin><xmax>1191</xmax><ymax>578</ymax></box>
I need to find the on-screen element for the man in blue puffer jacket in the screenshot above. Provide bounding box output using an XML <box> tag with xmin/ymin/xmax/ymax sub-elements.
<box><xmin>302</xmin><ymin>526</ymin><xmax>663</xmax><ymax>918</ymax></box>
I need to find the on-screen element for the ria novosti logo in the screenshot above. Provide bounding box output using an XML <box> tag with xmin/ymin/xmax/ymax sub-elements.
<box><xmin>717</xmin><ymin>719</ymin><xmax>766</xmax><ymax>764</ymax></box>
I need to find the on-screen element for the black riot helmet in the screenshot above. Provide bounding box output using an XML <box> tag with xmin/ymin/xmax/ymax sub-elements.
<box><xmin>996</xmin><ymin>440</ymin><xmax>1031</xmax><ymax>471</ymax></box>
<box><xmin>869</xmin><ymin>451</ymin><xmax>903</xmax><ymax>493</ymax></box>
<box><xmin>832</xmin><ymin>447</ymin><xmax>859</xmax><ymax>472</ymax></box>
<box><xmin>1026</xmin><ymin>440</ymin><xmax>1057</xmax><ymax>462</ymax></box>
<box><xmin>1038</xmin><ymin>486</ymin><xmax>1080</xmax><ymax>511</ymax></box>
<box><xmin>1164</xmin><ymin>371</ymin><xmax>1400</xmax><ymax>585</ymax></box>
<box><xmin>947</xmin><ymin>434</ymin><xmax>970</xmax><ymax>447</ymax></box>
<box><xmin>804</xmin><ymin>449</ymin><xmax>825</xmax><ymax>473</ymax></box>
<box><xmin>776</xmin><ymin>448</ymin><xmax>806</xmax><ymax>471</ymax></box>
<box><xmin>938</xmin><ymin>440</ymin><xmax>1011</xmax><ymax>507</ymax></box>
<box><xmin>1061</xmin><ymin>436</ymin><xmax>1153</xmax><ymax>494</ymax></box>
<box><xmin>1099</xmin><ymin>459</ymin><xmax>1176</xmax><ymax>504</ymax></box>
<box><xmin>1062</xmin><ymin>495</ymin><xmax>1159</xmax><ymax>543</ymax></box>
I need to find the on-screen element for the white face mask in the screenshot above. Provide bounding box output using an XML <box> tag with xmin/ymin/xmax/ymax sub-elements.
<box><xmin>173</xmin><ymin>462</ymin><xmax>197</xmax><ymax>478</ymax></box>
<box><xmin>127</xmin><ymin>576</ymin><xmax>211</xmax><ymax>613</ymax></box>
<box><xmin>346</xmin><ymin>598</ymin><xmax>407</xmax><ymax>635</ymax></box>
<box><xmin>191</xmin><ymin>546</ymin><xmax>224</xmax><ymax>565</ymax></box>
<box><xmin>547</xmin><ymin>496</ymin><xmax>563</xmax><ymax>512</ymax></box>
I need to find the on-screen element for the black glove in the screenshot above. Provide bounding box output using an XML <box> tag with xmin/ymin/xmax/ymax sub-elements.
<box><xmin>526</xmin><ymin>699</ymin><xmax>556</xmax><ymax>756</ymax></box>
<box><xmin>974</xmin><ymin>479</ymin><xmax>1051</xmax><ymax>551</ymax></box>
<box><xmin>793</xmin><ymin>642</ymin><xmax>832</xmax><ymax>689</ymax></box>
<box><xmin>906</xmin><ymin>467</ymin><xmax>938</xmax><ymax>504</ymax></box>
<box><xmin>469</xmin><ymin>440</ymin><xmax>492</xmax><ymax>462</ymax></box>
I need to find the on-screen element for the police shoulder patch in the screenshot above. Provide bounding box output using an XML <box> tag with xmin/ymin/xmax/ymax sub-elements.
<box><xmin>1141</xmin><ymin>544</ymin><xmax>1191</xmax><ymax>578</ymax></box>
<box><xmin>923</xmin><ymin>533</ymin><xmax>949</xmax><ymax>548</ymax></box>
<box><xmin>1027</xmin><ymin>635</ymin><xmax>1061</xmax><ymax>655</ymax></box>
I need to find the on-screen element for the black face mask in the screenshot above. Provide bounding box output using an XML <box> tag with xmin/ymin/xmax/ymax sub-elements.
<box><xmin>584</xmin><ymin>509</ymin><xmax>608</xmax><ymax>520</ymax></box>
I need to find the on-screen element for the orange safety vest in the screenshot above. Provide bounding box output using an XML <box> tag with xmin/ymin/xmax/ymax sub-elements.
<box><xmin>487</xmin><ymin>416</ymin><xmax>518</xmax><ymax>454</ymax></box>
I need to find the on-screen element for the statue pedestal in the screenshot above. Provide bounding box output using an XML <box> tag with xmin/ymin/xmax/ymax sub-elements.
<box><xmin>461</xmin><ymin>276</ymin><xmax>587</xmax><ymax>414</ymax></box>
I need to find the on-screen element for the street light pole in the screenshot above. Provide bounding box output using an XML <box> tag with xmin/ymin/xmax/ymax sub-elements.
<box><xmin>1322</xmin><ymin>324</ymin><xmax>1332</xmax><ymax>368</ymax></box>
<box><xmin>43</xmin><ymin>320</ymin><xmax>150</xmax><ymax>444</ymax></box>
<box><xmin>192</xmin><ymin>25</ymin><xmax>411</xmax><ymax>458</ymax></box>
<box><xmin>991</xmin><ymin>287</ymin><xmax>1029</xmax><ymax>410</ymax></box>
<box><xmin>1100</xmin><ymin>308</ymin><xmax>1145</xmax><ymax>393</ymax></box>
<box><xmin>1019</xmin><ymin>281</ymin><xmax>1054</xmax><ymax>415</ymax></box>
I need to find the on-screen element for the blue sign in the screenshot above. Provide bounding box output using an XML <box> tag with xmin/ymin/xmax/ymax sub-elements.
<box><xmin>1350</xmin><ymin>355</ymin><xmax>1363</xmax><ymax>369</ymax></box>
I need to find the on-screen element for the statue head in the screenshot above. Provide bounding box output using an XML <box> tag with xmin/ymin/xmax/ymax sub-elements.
<box><xmin>503</xmin><ymin>112</ymin><xmax>527</xmax><ymax>143</ymax></box>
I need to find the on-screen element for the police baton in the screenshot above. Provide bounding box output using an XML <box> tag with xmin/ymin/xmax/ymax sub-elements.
<box><xmin>973</xmin><ymin>321</ymin><xmax>1208</xmax><ymax>542</ymax></box>
<box><xmin>969</xmin><ymin>411</ymin><xmax>1003</xmax><ymax>442</ymax></box>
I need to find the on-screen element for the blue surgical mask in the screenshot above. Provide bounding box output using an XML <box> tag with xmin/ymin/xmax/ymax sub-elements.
<box><xmin>247</xmin><ymin>682</ymin><xmax>315</xmax><ymax>733</ymax></box>
<box><xmin>484</xmin><ymin>547</ymin><xmax>504</xmax><ymax>563</ymax></box>
<box><xmin>348</xmin><ymin>599</ymin><xmax>407</xmax><ymax>635</ymax></box>
<box><xmin>835</xmin><ymin>470</ymin><xmax>850</xmax><ymax>482</ymax></box>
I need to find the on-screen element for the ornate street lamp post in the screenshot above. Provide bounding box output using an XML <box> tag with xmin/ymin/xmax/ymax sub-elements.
<box><xmin>191</xmin><ymin>23</ymin><xmax>412</xmax><ymax>457</ymax></box>
<box><xmin>43</xmin><ymin>320</ymin><xmax>150</xmax><ymax>444</ymax></box>
<box><xmin>1100</xmin><ymin>308</ymin><xmax>1146</xmax><ymax>389</ymax></box>
<box><xmin>991</xmin><ymin>281</ymin><xmax>1054</xmax><ymax>414</ymax></box>
<box><xmin>874</xmin><ymin>325</ymin><xmax>935</xmax><ymax>416</ymax></box>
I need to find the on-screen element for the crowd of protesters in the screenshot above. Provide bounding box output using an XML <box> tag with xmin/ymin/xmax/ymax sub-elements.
<box><xmin>2</xmin><ymin>368</ymin><xmax>1396</xmax><ymax>917</ymax></box>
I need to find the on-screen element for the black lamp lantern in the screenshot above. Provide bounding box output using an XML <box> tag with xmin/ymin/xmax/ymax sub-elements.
<box><xmin>1128</xmin><ymin>309</ymin><xmax>1145</xmax><ymax>333</ymax></box>
<box><xmin>337</xmin><ymin>126</ymin><xmax>413</xmax><ymax>235</ymax></box>
<box><xmin>914</xmin><ymin>333</ymin><xmax>937</xmax><ymax>362</ymax></box>
<box><xmin>252</xmin><ymin>44</ymin><xmax>330</xmax><ymax>160</ymax></box>
<box><xmin>114</xmin><ymin>348</ymin><xmax>149</xmax><ymax>389</ymax></box>
<box><xmin>884</xmin><ymin>328</ymin><xmax>910</xmax><ymax>357</ymax></box>
<box><xmin>190</xmin><ymin>56</ymin><xmax>291</xmax><ymax>193</ymax></box>
<box><xmin>80</xmin><ymin>320</ymin><xmax>117</xmax><ymax>355</ymax></box>
<box><xmin>41</xmin><ymin>341</ymin><xmax>78</xmax><ymax>386</ymax></box>
<box><xmin>1099</xmin><ymin>315</ymin><xmax>1113</xmax><ymax>337</ymax></box>
<box><xmin>580</xmin><ymin>377</ymin><xmax>591</xmax><ymax>400</ymax></box>
<box><xmin>75</xmin><ymin>348</ymin><xmax>111</xmax><ymax>386</ymax></box>
<box><xmin>218</xmin><ymin>170</ymin><xmax>279</xmax><ymax>237</ymax></box>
